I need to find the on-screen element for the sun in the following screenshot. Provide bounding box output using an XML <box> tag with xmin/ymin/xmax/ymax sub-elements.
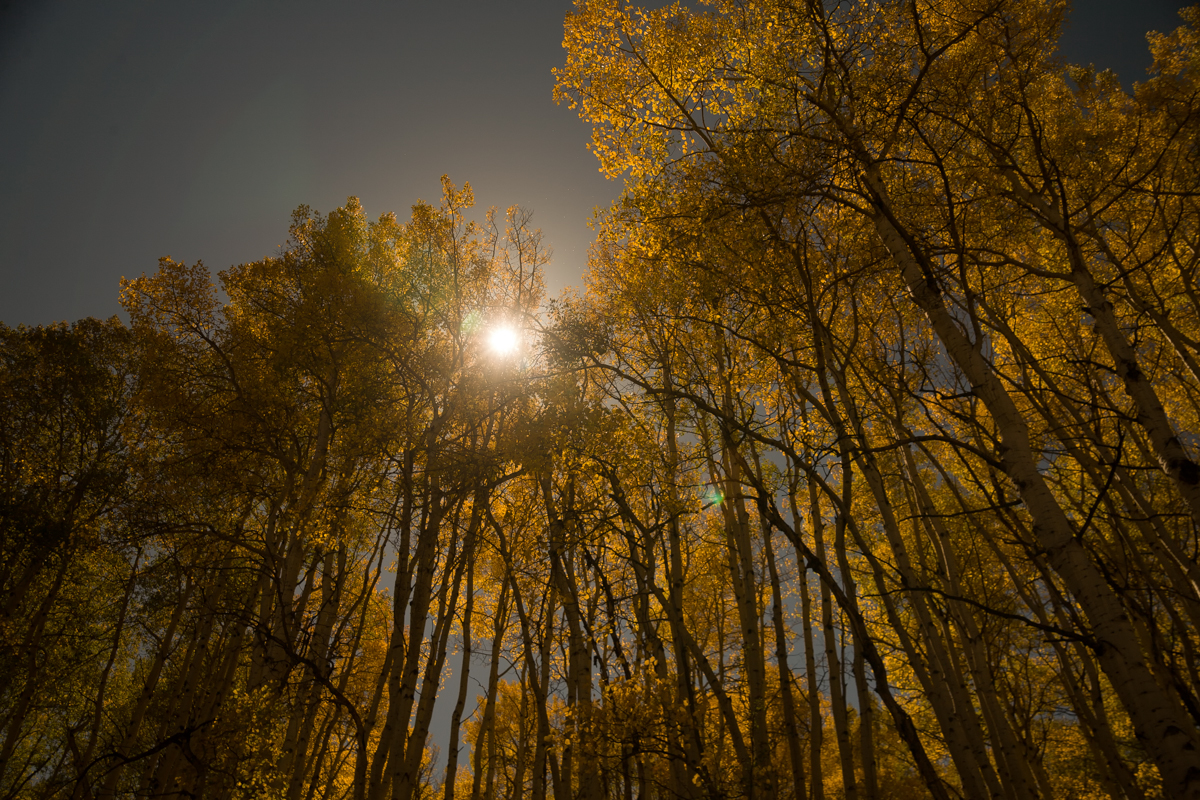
<box><xmin>488</xmin><ymin>326</ymin><xmax>519</xmax><ymax>356</ymax></box>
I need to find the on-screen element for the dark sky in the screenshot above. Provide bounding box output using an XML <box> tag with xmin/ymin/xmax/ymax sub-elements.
<box><xmin>0</xmin><ymin>0</ymin><xmax>1192</xmax><ymax>327</ymax></box>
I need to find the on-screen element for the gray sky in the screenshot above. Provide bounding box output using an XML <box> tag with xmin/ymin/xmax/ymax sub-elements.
<box><xmin>0</xmin><ymin>1</ymin><xmax>612</xmax><ymax>325</ymax></box>
<box><xmin>0</xmin><ymin>0</ymin><xmax>1192</xmax><ymax>327</ymax></box>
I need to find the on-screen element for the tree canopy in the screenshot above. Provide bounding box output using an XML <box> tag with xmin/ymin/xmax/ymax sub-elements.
<box><xmin>3</xmin><ymin>2</ymin><xmax>1200</xmax><ymax>800</ymax></box>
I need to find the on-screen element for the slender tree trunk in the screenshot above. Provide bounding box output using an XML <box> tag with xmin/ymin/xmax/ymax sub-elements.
<box><xmin>815</xmin><ymin>491</ymin><xmax>855</xmax><ymax>800</ymax></box>
<box><xmin>96</xmin><ymin>577</ymin><xmax>194</xmax><ymax>799</ymax></box>
<box><xmin>540</xmin><ymin>474</ymin><xmax>598</xmax><ymax>800</ymax></box>
<box><xmin>444</xmin><ymin>557</ymin><xmax>474</xmax><ymax>800</ymax></box>
<box><xmin>369</xmin><ymin>454</ymin><xmax>417</xmax><ymax>800</ymax></box>
<box><xmin>661</xmin><ymin>366</ymin><xmax>703</xmax><ymax>798</ymax></box>
<box><xmin>287</xmin><ymin>544</ymin><xmax>347</xmax><ymax>800</ymax></box>
<box><xmin>716</xmin><ymin>379</ymin><xmax>774</xmax><ymax>800</ymax></box>
<box><xmin>394</xmin><ymin>496</ymin><xmax>479</xmax><ymax>800</ymax></box>
<box><xmin>792</xmin><ymin>485</ymin><xmax>824</xmax><ymax>800</ymax></box>
<box><xmin>472</xmin><ymin>580</ymin><xmax>508</xmax><ymax>800</ymax></box>
<box><xmin>71</xmin><ymin>549</ymin><xmax>141</xmax><ymax>800</ymax></box>
<box><xmin>764</xmin><ymin>525</ymin><xmax>807</xmax><ymax>800</ymax></box>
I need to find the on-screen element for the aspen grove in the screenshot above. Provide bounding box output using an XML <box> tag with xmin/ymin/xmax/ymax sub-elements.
<box><xmin>3</xmin><ymin>2</ymin><xmax>1200</xmax><ymax>799</ymax></box>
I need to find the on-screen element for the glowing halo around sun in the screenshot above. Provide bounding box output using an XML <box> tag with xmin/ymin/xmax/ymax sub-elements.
<box><xmin>487</xmin><ymin>326</ymin><xmax>520</xmax><ymax>356</ymax></box>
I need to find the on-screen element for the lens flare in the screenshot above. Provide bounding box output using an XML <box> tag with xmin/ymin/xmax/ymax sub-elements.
<box><xmin>488</xmin><ymin>326</ymin><xmax>519</xmax><ymax>355</ymax></box>
<box><xmin>703</xmin><ymin>486</ymin><xmax>724</xmax><ymax>508</ymax></box>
